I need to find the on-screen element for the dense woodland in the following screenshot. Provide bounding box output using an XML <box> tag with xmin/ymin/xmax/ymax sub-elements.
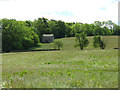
<box><xmin>0</xmin><ymin>17</ymin><xmax>119</xmax><ymax>52</ymax></box>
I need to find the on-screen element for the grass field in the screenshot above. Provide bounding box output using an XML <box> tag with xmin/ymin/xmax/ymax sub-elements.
<box><xmin>33</xmin><ymin>36</ymin><xmax>118</xmax><ymax>50</ymax></box>
<box><xmin>2</xmin><ymin>36</ymin><xmax>118</xmax><ymax>88</ymax></box>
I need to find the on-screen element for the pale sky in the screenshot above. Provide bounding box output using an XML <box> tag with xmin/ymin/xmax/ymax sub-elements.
<box><xmin>0</xmin><ymin>0</ymin><xmax>119</xmax><ymax>24</ymax></box>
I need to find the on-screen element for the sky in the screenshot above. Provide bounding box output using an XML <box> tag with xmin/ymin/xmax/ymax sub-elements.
<box><xmin>0</xmin><ymin>0</ymin><xmax>119</xmax><ymax>24</ymax></box>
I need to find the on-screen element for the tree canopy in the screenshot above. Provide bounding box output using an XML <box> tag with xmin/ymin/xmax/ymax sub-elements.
<box><xmin>1</xmin><ymin>17</ymin><xmax>119</xmax><ymax>52</ymax></box>
<box><xmin>2</xmin><ymin>19</ymin><xmax>39</xmax><ymax>52</ymax></box>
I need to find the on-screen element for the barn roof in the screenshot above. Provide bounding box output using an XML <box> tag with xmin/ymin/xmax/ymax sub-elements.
<box><xmin>43</xmin><ymin>34</ymin><xmax>54</xmax><ymax>37</ymax></box>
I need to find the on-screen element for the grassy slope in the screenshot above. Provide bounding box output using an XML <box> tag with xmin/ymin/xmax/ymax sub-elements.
<box><xmin>34</xmin><ymin>36</ymin><xmax>118</xmax><ymax>50</ymax></box>
<box><xmin>2</xmin><ymin>36</ymin><xmax>118</xmax><ymax>88</ymax></box>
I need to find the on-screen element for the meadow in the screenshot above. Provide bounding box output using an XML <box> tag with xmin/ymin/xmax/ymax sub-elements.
<box><xmin>2</xmin><ymin>36</ymin><xmax>118</xmax><ymax>88</ymax></box>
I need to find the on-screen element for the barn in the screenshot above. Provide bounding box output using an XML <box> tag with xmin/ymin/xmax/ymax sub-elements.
<box><xmin>42</xmin><ymin>34</ymin><xmax>54</xmax><ymax>43</ymax></box>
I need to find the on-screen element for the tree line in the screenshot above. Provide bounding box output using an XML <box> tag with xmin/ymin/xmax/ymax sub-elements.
<box><xmin>0</xmin><ymin>17</ymin><xmax>119</xmax><ymax>52</ymax></box>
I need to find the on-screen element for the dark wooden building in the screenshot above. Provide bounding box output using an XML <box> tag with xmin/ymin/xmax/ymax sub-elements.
<box><xmin>42</xmin><ymin>34</ymin><xmax>54</xmax><ymax>43</ymax></box>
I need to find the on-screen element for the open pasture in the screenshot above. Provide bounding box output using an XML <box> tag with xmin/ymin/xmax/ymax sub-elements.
<box><xmin>2</xmin><ymin>36</ymin><xmax>118</xmax><ymax>88</ymax></box>
<box><xmin>35</xmin><ymin>36</ymin><xmax>118</xmax><ymax>50</ymax></box>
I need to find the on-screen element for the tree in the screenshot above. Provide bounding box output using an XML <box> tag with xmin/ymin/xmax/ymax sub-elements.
<box><xmin>54</xmin><ymin>40</ymin><xmax>63</xmax><ymax>50</ymax></box>
<box><xmin>71</xmin><ymin>23</ymin><xmax>82</xmax><ymax>36</ymax></box>
<box><xmin>0</xmin><ymin>20</ymin><xmax>2</xmax><ymax>50</ymax></box>
<box><xmin>2</xmin><ymin>19</ymin><xmax>40</xmax><ymax>52</ymax></box>
<box><xmin>57</xmin><ymin>20</ymin><xmax>66</xmax><ymax>38</ymax></box>
<box><xmin>94</xmin><ymin>25</ymin><xmax>104</xmax><ymax>35</ymax></box>
<box><xmin>100</xmin><ymin>39</ymin><xmax>106</xmax><ymax>49</ymax></box>
<box><xmin>65</xmin><ymin>22</ymin><xmax>75</xmax><ymax>37</ymax></box>
<box><xmin>48</xmin><ymin>20</ymin><xmax>66</xmax><ymax>38</ymax></box>
<box><xmin>2</xmin><ymin>19</ymin><xmax>25</xmax><ymax>51</ymax></box>
<box><xmin>34</xmin><ymin>17</ymin><xmax>49</xmax><ymax>42</ymax></box>
<box><xmin>93</xmin><ymin>35</ymin><xmax>101</xmax><ymax>48</ymax></box>
<box><xmin>113</xmin><ymin>24</ymin><xmax>120</xmax><ymax>35</ymax></box>
<box><xmin>25</xmin><ymin>20</ymin><xmax>33</xmax><ymax>27</ymax></box>
<box><xmin>65</xmin><ymin>23</ymin><xmax>72</xmax><ymax>37</ymax></box>
<box><xmin>74</xmin><ymin>32</ymin><xmax>89</xmax><ymax>50</ymax></box>
<box><xmin>94</xmin><ymin>21</ymin><xmax>102</xmax><ymax>27</ymax></box>
<box><xmin>48</xmin><ymin>20</ymin><xmax>59</xmax><ymax>38</ymax></box>
<box><xmin>93</xmin><ymin>35</ymin><xmax>106</xmax><ymax>49</ymax></box>
<box><xmin>88</xmin><ymin>24</ymin><xmax>95</xmax><ymax>36</ymax></box>
<box><xmin>101</xmin><ymin>20</ymin><xmax>114</xmax><ymax>35</ymax></box>
<box><xmin>102</xmin><ymin>26</ymin><xmax>111</xmax><ymax>35</ymax></box>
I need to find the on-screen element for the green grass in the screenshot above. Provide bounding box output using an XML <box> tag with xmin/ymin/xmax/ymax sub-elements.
<box><xmin>2</xmin><ymin>36</ymin><xmax>118</xmax><ymax>88</ymax></box>
<box><xmin>33</xmin><ymin>36</ymin><xmax>118</xmax><ymax>50</ymax></box>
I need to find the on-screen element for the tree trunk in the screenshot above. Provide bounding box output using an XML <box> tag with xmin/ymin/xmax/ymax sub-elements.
<box><xmin>81</xmin><ymin>47</ymin><xmax>83</xmax><ymax>50</ymax></box>
<box><xmin>58</xmin><ymin>46</ymin><xmax>60</xmax><ymax>50</ymax></box>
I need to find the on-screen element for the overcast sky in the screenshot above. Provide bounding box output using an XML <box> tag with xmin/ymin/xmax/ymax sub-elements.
<box><xmin>0</xmin><ymin>0</ymin><xmax>119</xmax><ymax>24</ymax></box>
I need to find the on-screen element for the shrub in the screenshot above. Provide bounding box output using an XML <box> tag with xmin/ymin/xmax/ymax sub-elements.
<box><xmin>22</xmin><ymin>37</ymin><xmax>34</xmax><ymax>49</ymax></box>
<box><xmin>93</xmin><ymin>35</ymin><xmax>101</xmax><ymax>48</ymax></box>
<box><xmin>54</xmin><ymin>40</ymin><xmax>63</xmax><ymax>50</ymax></box>
<box><xmin>100</xmin><ymin>39</ymin><xmax>106</xmax><ymax>49</ymax></box>
<box><xmin>93</xmin><ymin>35</ymin><xmax>106</xmax><ymax>49</ymax></box>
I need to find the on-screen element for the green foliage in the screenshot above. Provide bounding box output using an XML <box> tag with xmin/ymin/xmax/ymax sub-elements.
<box><xmin>65</xmin><ymin>23</ymin><xmax>74</xmax><ymax>37</ymax></box>
<box><xmin>113</xmin><ymin>24</ymin><xmax>120</xmax><ymax>35</ymax></box>
<box><xmin>0</xmin><ymin>20</ymin><xmax>2</xmax><ymax>50</ymax></box>
<box><xmin>1</xmin><ymin>17</ymin><xmax>119</xmax><ymax>52</ymax></box>
<box><xmin>57</xmin><ymin>20</ymin><xmax>66</xmax><ymax>38</ymax></box>
<box><xmin>74</xmin><ymin>32</ymin><xmax>89</xmax><ymax>50</ymax></box>
<box><xmin>100</xmin><ymin>39</ymin><xmax>106</xmax><ymax>49</ymax></box>
<box><xmin>71</xmin><ymin>23</ymin><xmax>82</xmax><ymax>36</ymax></box>
<box><xmin>70</xmin><ymin>21</ymin><xmax>117</xmax><ymax>36</ymax></box>
<box><xmin>33</xmin><ymin>17</ymin><xmax>49</xmax><ymax>42</ymax></box>
<box><xmin>93</xmin><ymin>35</ymin><xmax>106</xmax><ymax>49</ymax></box>
<box><xmin>48</xmin><ymin>20</ymin><xmax>66</xmax><ymax>38</ymax></box>
<box><xmin>93</xmin><ymin>35</ymin><xmax>101</xmax><ymax>48</ymax></box>
<box><xmin>22</xmin><ymin>37</ymin><xmax>34</xmax><ymax>49</ymax></box>
<box><xmin>48</xmin><ymin>20</ymin><xmax>59</xmax><ymax>38</ymax></box>
<box><xmin>2</xmin><ymin>19</ymin><xmax>40</xmax><ymax>52</ymax></box>
<box><xmin>54</xmin><ymin>40</ymin><xmax>63</xmax><ymax>50</ymax></box>
<box><xmin>2</xmin><ymin>19</ymin><xmax>24</xmax><ymax>51</ymax></box>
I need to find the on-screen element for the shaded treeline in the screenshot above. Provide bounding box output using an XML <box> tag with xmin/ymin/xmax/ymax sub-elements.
<box><xmin>0</xmin><ymin>17</ymin><xmax>119</xmax><ymax>52</ymax></box>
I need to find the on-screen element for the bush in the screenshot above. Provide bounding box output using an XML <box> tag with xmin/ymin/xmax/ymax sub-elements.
<box><xmin>100</xmin><ymin>39</ymin><xmax>106</xmax><ymax>49</ymax></box>
<box><xmin>22</xmin><ymin>37</ymin><xmax>34</xmax><ymax>49</ymax></box>
<box><xmin>93</xmin><ymin>35</ymin><xmax>101</xmax><ymax>48</ymax></box>
<box><xmin>93</xmin><ymin>35</ymin><xmax>106</xmax><ymax>49</ymax></box>
<box><xmin>54</xmin><ymin>40</ymin><xmax>63</xmax><ymax>50</ymax></box>
<box><xmin>33</xmin><ymin>33</ymin><xmax>40</xmax><ymax>45</ymax></box>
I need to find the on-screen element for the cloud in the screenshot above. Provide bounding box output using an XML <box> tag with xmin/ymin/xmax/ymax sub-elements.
<box><xmin>0</xmin><ymin>0</ymin><xmax>8</xmax><ymax>1</ymax></box>
<box><xmin>55</xmin><ymin>11</ymin><xmax>74</xmax><ymax>16</ymax></box>
<box><xmin>0</xmin><ymin>0</ymin><xmax>118</xmax><ymax>24</ymax></box>
<box><xmin>100</xmin><ymin>7</ymin><xmax>107</xmax><ymax>10</ymax></box>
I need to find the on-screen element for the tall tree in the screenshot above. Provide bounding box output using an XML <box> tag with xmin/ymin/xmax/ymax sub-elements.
<box><xmin>34</xmin><ymin>18</ymin><xmax>46</xmax><ymax>42</ymax></box>
<box><xmin>113</xmin><ymin>24</ymin><xmax>120</xmax><ymax>35</ymax></box>
<box><xmin>65</xmin><ymin>23</ymin><xmax>73</xmax><ymax>37</ymax></box>
<box><xmin>71</xmin><ymin>23</ymin><xmax>82</xmax><ymax>36</ymax></box>
<box><xmin>48</xmin><ymin>20</ymin><xmax>59</xmax><ymax>38</ymax></box>
<box><xmin>57</xmin><ymin>20</ymin><xmax>66</xmax><ymax>38</ymax></box>
<box><xmin>2</xmin><ymin>19</ymin><xmax>39</xmax><ymax>52</ymax></box>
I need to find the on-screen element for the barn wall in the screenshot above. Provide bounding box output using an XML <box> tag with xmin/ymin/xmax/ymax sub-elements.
<box><xmin>42</xmin><ymin>36</ymin><xmax>54</xmax><ymax>43</ymax></box>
